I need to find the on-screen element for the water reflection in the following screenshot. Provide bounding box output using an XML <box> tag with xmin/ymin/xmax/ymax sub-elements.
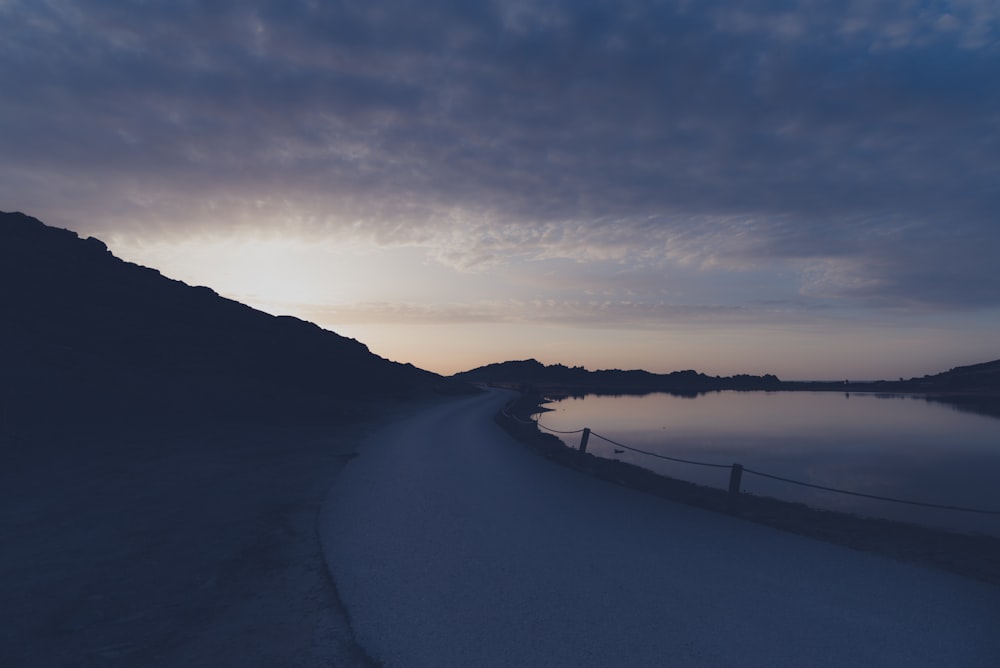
<box><xmin>536</xmin><ymin>391</ymin><xmax>1000</xmax><ymax>536</ymax></box>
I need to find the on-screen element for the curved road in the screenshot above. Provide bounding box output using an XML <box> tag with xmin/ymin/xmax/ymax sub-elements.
<box><xmin>321</xmin><ymin>389</ymin><xmax>999</xmax><ymax>667</ymax></box>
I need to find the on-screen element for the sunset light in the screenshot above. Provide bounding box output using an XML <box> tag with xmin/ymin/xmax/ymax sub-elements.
<box><xmin>5</xmin><ymin>1</ymin><xmax>998</xmax><ymax>380</ymax></box>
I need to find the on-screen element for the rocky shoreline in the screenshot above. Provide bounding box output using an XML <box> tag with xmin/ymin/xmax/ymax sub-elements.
<box><xmin>496</xmin><ymin>393</ymin><xmax>1000</xmax><ymax>587</ymax></box>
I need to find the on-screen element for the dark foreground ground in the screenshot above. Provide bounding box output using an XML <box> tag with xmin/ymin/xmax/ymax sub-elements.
<box><xmin>0</xmin><ymin>403</ymin><xmax>421</xmax><ymax>668</ymax></box>
<box><xmin>498</xmin><ymin>394</ymin><xmax>1000</xmax><ymax>587</ymax></box>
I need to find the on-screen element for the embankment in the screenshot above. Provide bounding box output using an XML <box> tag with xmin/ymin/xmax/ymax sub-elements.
<box><xmin>495</xmin><ymin>393</ymin><xmax>1000</xmax><ymax>586</ymax></box>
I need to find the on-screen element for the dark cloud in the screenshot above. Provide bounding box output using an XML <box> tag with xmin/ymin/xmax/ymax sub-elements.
<box><xmin>2</xmin><ymin>0</ymin><xmax>999</xmax><ymax>310</ymax></box>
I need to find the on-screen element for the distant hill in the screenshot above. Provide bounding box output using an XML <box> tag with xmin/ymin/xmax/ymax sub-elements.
<box><xmin>900</xmin><ymin>359</ymin><xmax>1000</xmax><ymax>392</ymax></box>
<box><xmin>0</xmin><ymin>211</ymin><xmax>443</xmax><ymax>427</ymax></box>
<box><xmin>780</xmin><ymin>359</ymin><xmax>1000</xmax><ymax>394</ymax></box>
<box><xmin>455</xmin><ymin>357</ymin><xmax>1000</xmax><ymax>397</ymax></box>
<box><xmin>453</xmin><ymin>359</ymin><xmax>782</xmax><ymax>395</ymax></box>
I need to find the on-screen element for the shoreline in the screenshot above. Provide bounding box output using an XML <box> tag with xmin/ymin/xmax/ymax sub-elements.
<box><xmin>496</xmin><ymin>392</ymin><xmax>1000</xmax><ymax>587</ymax></box>
<box><xmin>486</xmin><ymin>381</ymin><xmax>1000</xmax><ymax>421</ymax></box>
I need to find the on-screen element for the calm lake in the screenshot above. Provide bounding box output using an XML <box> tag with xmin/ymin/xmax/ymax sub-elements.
<box><xmin>534</xmin><ymin>391</ymin><xmax>1000</xmax><ymax>536</ymax></box>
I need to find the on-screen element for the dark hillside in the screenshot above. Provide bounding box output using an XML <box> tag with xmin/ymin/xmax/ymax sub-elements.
<box><xmin>904</xmin><ymin>359</ymin><xmax>1000</xmax><ymax>392</ymax></box>
<box><xmin>0</xmin><ymin>211</ymin><xmax>441</xmax><ymax>428</ymax></box>
<box><xmin>459</xmin><ymin>357</ymin><xmax>1000</xmax><ymax>398</ymax></box>
<box><xmin>453</xmin><ymin>358</ymin><xmax>782</xmax><ymax>395</ymax></box>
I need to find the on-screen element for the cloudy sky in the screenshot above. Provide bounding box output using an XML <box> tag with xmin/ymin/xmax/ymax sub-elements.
<box><xmin>3</xmin><ymin>0</ymin><xmax>999</xmax><ymax>379</ymax></box>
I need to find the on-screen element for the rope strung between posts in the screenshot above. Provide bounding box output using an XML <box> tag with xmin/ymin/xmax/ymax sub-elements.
<box><xmin>587</xmin><ymin>430</ymin><xmax>732</xmax><ymax>469</ymax></box>
<box><xmin>741</xmin><ymin>467</ymin><xmax>1000</xmax><ymax>515</ymax></box>
<box><xmin>524</xmin><ymin>410</ymin><xmax>1000</xmax><ymax>516</ymax></box>
<box><xmin>534</xmin><ymin>420</ymin><xmax>587</xmax><ymax>435</ymax></box>
<box><xmin>500</xmin><ymin>403</ymin><xmax>572</xmax><ymax>429</ymax></box>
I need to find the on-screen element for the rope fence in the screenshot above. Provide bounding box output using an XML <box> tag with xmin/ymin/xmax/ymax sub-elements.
<box><xmin>739</xmin><ymin>467</ymin><xmax>1000</xmax><ymax>515</ymax></box>
<box><xmin>512</xmin><ymin>408</ymin><xmax>1000</xmax><ymax>517</ymax></box>
<box><xmin>587</xmin><ymin>430</ymin><xmax>732</xmax><ymax>469</ymax></box>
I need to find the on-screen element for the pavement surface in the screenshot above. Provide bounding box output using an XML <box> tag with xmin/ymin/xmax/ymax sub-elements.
<box><xmin>322</xmin><ymin>388</ymin><xmax>1000</xmax><ymax>667</ymax></box>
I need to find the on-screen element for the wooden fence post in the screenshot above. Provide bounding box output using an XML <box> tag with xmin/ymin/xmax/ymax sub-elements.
<box><xmin>578</xmin><ymin>428</ymin><xmax>591</xmax><ymax>453</ymax></box>
<box><xmin>727</xmin><ymin>463</ymin><xmax>744</xmax><ymax>515</ymax></box>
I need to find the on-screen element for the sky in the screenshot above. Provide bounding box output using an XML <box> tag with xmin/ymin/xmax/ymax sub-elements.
<box><xmin>2</xmin><ymin>0</ymin><xmax>999</xmax><ymax>380</ymax></box>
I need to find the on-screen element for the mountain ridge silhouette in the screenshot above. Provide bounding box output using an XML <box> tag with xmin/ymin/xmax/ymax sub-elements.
<box><xmin>452</xmin><ymin>358</ymin><xmax>782</xmax><ymax>395</ymax></box>
<box><xmin>0</xmin><ymin>210</ymin><xmax>442</xmax><ymax>428</ymax></box>
<box><xmin>3</xmin><ymin>210</ymin><xmax>996</xmax><ymax>430</ymax></box>
<box><xmin>452</xmin><ymin>357</ymin><xmax>1000</xmax><ymax>396</ymax></box>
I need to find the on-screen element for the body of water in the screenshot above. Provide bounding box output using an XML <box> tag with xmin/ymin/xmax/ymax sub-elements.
<box><xmin>534</xmin><ymin>391</ymin><xmax>1000</xmax><ymax>536</ymax></box>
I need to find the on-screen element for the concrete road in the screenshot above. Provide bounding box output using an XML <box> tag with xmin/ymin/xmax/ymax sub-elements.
<box><xmin>323</xmin><ymin>388</ymin><xmax>1000</xmax><ymax>667</ymax></box>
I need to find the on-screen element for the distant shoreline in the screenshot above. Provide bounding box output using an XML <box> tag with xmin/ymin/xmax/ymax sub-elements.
<box><xmin>485</xmin><ymin>381</ymin><xmax>1000</xmax><ymax>421</ymax></box>
<box><xmin>453</xmin><ymin>358</ymin><xmax>1000</xmax><ymax>419</ymax></box>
